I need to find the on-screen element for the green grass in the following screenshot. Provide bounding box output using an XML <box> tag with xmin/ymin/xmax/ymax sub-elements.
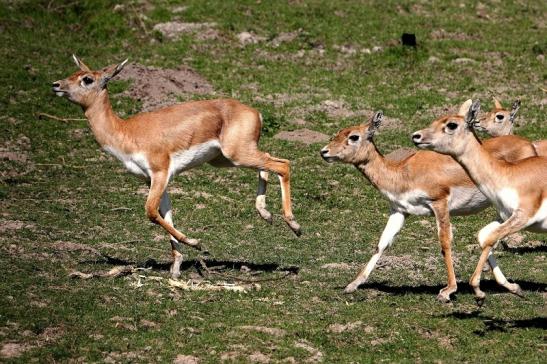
<box><xmin>1</xmin><ymin>0</ymin><xmax>546</xmax><ymax>362</ymax></box>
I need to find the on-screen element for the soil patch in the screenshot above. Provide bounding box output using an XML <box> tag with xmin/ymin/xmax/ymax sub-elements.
<box><xmin>117</xmin><ymin>63</ymin><xmax>214</xmax><ymax>112</ymax></box>
<box><xmin>327</xmin><ymin>321</ymin><xmax>369</xmax><ymax>333</ymax></box>
<box><xmin>173</xmin><ymin>354</ymin><xmax>200</xmax><ymax>364</ymax></box>
<box><xmin>377</xmin><ymin>255</ymin><xmax>416</xmax><ymax>270</ymax></box>
<box><xmin>238</xmin><ymin>326</ymin><xmax>286</xmax><ymax>337</ymax></box>
<box><xmin>0</xmin><ymin>219</ymin><xmax>35</xmax><ymax>234</ymax></box>
<box><xmin>274</xmin><ymin>129</ymin><xmax>329</xmax><ymax>145</ymax></box>
<box><xmin>153</xmin><ymin>21</ymin><xmax>218</xmax><ymax>40</ymax></box>
<box><xmin>294</xmin><ymin>340</ymin><xmax>323</xmax><ymax>363</ymax></box>
<box><xmin>320</xmin><ymin>263</ymin><xmax>352</xmax><ymax>270</ymax></box>
<box><xmin>0</xmin><ymin>135</ymin><xmax>33</xmax><ymax>180</ymax></box>
<box><xmin>237</xmin><ymin>31</ymin><xmax>267</xmax><ymax>45</ymax></box>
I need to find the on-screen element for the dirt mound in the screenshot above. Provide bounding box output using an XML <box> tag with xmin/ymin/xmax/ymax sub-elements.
<box><xmin>274</xmin><ymin>129</ymin><xmax>329</xmax><ymax>145</ymax></box>
<box><xmin>117</xmin><ymin>63</ymin><xmax>214</xmax><ymax>112</ymax></box>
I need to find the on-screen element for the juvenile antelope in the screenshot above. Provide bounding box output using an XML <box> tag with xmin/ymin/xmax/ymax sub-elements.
<box><xmin>413</xmin><ymin>100</ymin><xmax>547</xmax><ymax>304</ymax></box>
<box><xmin>52</xmin><ymin>56</ymin><xmax>301</xmax><ymax>278</ymax></box>
<box><xmin>475</xmin><ymin>97</ymin><xmax>547</xmax><ymax>156</ymax></box>
<box><xmin>320</xmin><ymin>103</ymin><xmax>536</xmax><ymax>302</ymax></box>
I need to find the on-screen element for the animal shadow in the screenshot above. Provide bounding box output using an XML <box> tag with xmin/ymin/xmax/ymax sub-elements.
<box><xmin>352</xmin><ymin>280</ymin><xmax>546</xmax><ymax>297</ymax></box>
<box><xmin>440</xmin><ymin>310</ymin><xmax>546</xmax><ymax>335</ymax></box>
<box><xmin>81</xmin><ymin>254</ymin><xmax>299</xmax><ymax>276</ymax></box>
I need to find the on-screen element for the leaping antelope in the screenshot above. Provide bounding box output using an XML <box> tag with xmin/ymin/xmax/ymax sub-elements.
<box><xmin>320</xmin><ymin>102</ymin><xmax>537</xmax><ymax>302</ymax></box>
<box><xmin>475</xmin><ymin>97</ymin><xmax>547</xmax><ymax>156</ymax></box>
<box><xmin>412</xmin><ymin>100</ymin><xmax>547</xmax><ymax>305</ymax></box>
<box><xmin>52</xmin><ymin>56</ymin><xmax>301</xmax><ymax>278</ymax></box>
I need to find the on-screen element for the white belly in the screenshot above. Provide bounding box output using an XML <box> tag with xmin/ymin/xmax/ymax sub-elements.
<box><xmin>104</xmin><ymin>146</ymin><xmax>151</xmax><ymax>178</ymax></box>
<box><xmin>382</xmin><ymin>189</ymin><xmax>432</xmax><ymax>216</ymax></box>
<box><xmin>448</xmin><ymin>187</ymin><xmax>490</xmax><ymax>215</ymax></box>
<box><xmin>168</xmin><ymin>140</ymin><xmax>221</xmax><ymax>178</ymax></box>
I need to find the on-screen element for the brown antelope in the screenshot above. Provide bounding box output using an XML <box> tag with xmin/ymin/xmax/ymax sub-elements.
<box><xmin>412</xmin><ymin>100</ymin><xmax>547</xmax><ymax>305</ymax></box>
<box><xmin>475</xmin><ymin>97</ymin><xmax>547</xmax><ymax>155</ymax></box>
<box><xmin>52</xmin><ymin>55</ymin><xmax>301</xmax><ymax>278</ymax></box>
<box><xmin>320</xmin><ymin>103</ymin><xmax>537</xmax><ymax>302</ymax></box>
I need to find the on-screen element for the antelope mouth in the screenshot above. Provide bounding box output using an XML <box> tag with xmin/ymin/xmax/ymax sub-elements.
<box><xmin>413</xmin><ymin>142</ymin><xmax>432</xmax><ymax>149</ymax></box>
<box><xmin>52</xmin><ymin>87</ymin><xmax>65</xmax><ymax>97</ymax></box>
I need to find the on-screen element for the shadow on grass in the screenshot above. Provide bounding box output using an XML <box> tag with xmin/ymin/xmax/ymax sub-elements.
<box><xmin>81</xmin><ymin>254</ymin><xmax>299</xmax><ymax>275</ymax></box>
<box><xmin>347</xmin><ymin>279</ymin><xmax>546</xmax><ymax>296</ymax></box>
<box><xmin>439</xmin><ymin>310</ymin><xmax>547</xmax><ymax>334</ymax></box>
<box><xmin>502</xmin><ymin>244</ymin><xmax>547</xmax><ymax>254</ymax></box>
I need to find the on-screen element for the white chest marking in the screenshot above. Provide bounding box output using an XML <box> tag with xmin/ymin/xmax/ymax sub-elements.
<box><xmin>168</xmin><ymin>140</ymin><xmax>221</xmax><ymax>179</ymax></box>
<box><xmin>493</xmin><ymin>187</ymin><xmax>520</xmax><ymax>220</ymax></box>
<box><xmin>381</xmin><ymin>189</ymin><xmax>432</xmax><ymax>216</ymax></box>
<box><xmin>104</xmin><ymin>146</ymin><xmax>151</xmax><ymax>178</ymax></box>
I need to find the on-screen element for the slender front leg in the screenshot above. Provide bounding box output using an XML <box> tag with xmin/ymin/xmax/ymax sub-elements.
<box><xmin>470</xmin><ymin>213</ymin><xmax>527</xmax><ymax>305</ymax></box>
<box><xmin>431</xmin><ymin>201</ymin><xmax>457</xmax><ymax>303</ymax></box>
<box><xmin>146</xmin><ymin>172</ymin><xmax>202</xmax><ymax>251</ymax></box>
<box><xmin>159</xmin><ymin>191</ymin><xmax>184</xmax><ymax>279</ymax></box>
<box><xmin>344</xmin><ymin>211</ymin><xmax>406</xmax><ymax>293</ymax></box>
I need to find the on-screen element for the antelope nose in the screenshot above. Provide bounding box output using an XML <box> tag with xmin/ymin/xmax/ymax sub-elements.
<box><xmin>320</xmin><ymin>148</ymin><xmax>328</xmax><ymax>156</ymax></box>
<box><xmin>52</xmin><ymin>82</ymin><xmax>60</xmax><ymax>88</ymax></box>
<box><xmin>412</xmin><ymin>132</ymin><xmax>422</xmax><ymax>142</ymax></box>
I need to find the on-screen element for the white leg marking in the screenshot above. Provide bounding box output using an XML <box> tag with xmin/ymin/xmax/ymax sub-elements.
<box><xmin>478</xmin><ymin>221</ymin><xmax>518</xmax><ymax>290</ymax></box>
<box><xmin>345</xmin><ymin>211</ymin><xmax>406</xmax><ymax>293</ymax></box>
<box><xmin>256</xmin><ymin>170</ymin><xmax>271</xmax><ymax>222</ymax></box>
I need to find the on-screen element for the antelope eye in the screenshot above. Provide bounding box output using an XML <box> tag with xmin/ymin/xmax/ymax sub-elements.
<box><xmin>82</xmin><ymin>76</ymin><xmax>94</xmax><ymax>85</ymax></box>
<box><xmin>496</xmin><ymin>114</ymin><xmax>504</xmax><ymax>120</ymax></box>
<box><xmin>348</xmin><ymin>135</ymin><xmax>360</xmax><ymax>142</ymax></box>
<box><xmin>446</xmin><ymin>122</ymin><xmax>458</xmax><ymax>131</ymax></box>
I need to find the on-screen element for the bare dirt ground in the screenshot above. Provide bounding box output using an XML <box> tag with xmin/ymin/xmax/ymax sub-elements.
<box><xmin>274</xmin><ymin>129</ymin><xmax>329</xmax><ymax>145</ymax></box>
<box><xmin>116</xmin><ymin>63</ymin><xmax>214</xmax><ymax>111</ymax></box>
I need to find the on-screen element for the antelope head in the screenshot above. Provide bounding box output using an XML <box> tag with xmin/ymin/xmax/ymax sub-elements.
<box><xmin>412</xmin><ymin>99</ymin><xmax>481</xmax><ymax>157</ymax></box>
<box><xmin>52</xmin><ymin>55</ymin><xmax>128</xmax><ymax>108</ymax></box>
<box><xmin>320</xmin><ymin>111</ymin><xmax>384</xmax><ymax>165</ymax></box>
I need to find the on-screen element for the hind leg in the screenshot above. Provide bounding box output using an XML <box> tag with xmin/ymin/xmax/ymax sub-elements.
<box><xmin>159</xmin><ymin>191</ymin><xmax>184</xmax><ymax>279</ymax></box>
<box><xmin>222</xmin><ymin>145</ymin><xmax>301</xmax><ymax>236</ymax></box>
<box><xmin>256</xmin><ymin>170</ymin><xmax>272</xmax><ymax>223</ymax></box>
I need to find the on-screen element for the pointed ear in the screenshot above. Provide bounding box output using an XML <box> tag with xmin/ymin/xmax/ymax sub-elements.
<box><xmin>72</xmin><ymin>54</ymin><xmax>91</xmax><ymax>72</ymax></box>
<box><xmin>465</xmin><ymin>100</ymin><xmax>481</xmax><ymax>128</ymax></box>
<box><xmin>99</xmin><ymin>59</ymin><xmax>128</xmax><ymax>88</ymax></box>
<box><xmin>509</xmin><ymin>99</ymin><xmax>521</xmax><ymax>123</ymax></box>
<box><xmin>365</xmin><ymin>111</ymin><xmax>384</xmax><ymax>140</ymax></box>
<box><xmin>457</xmin><ymin>99</ymin><xmax>473</xmax><ymax>117</ymax></box>
<box><xmin>493</xmin><ymin>97</ymin><xmax>502</xmax><ymax>110</ymax></box>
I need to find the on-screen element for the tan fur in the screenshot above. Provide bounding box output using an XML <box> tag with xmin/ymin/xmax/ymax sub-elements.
<box><xmin>52</xmin><ymin>56</ymin><xmax>301</xmax><ymax>278</ymax></box>
<box><xmin>413</xmin><ymin>100</ymin><xmax>547</xmax><ymax>304</ymax></box>
<box><xmin>322</xmin><ymin>107</ymin><xmax>538</xmax><ymax>302</ymax></box>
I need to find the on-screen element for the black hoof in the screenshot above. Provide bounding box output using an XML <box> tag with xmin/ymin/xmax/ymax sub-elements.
<box><xmin>475</xmin><ymin>296</ymin><xmax>485</xmax><ymax>307</ymax></box>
